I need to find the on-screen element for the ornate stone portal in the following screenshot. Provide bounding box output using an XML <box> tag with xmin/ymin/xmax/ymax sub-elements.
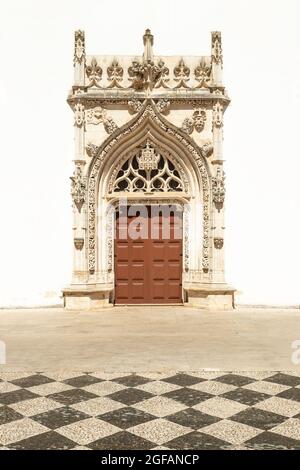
<box><xmin>62</xmin><ymin>29</ymin><xmax>235</xmax><ymax>310</ymax></box>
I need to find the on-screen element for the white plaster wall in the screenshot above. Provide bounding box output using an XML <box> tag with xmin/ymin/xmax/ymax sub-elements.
<box><xmin>0</xmin><ymin>0</ymin><xmax>300</xmax><ymax>307</ymax></box>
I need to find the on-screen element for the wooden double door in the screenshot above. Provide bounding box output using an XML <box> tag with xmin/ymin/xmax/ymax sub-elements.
<box><xmin>114</xmin><ymin>206</ymin><xmax>183</xmax><ymax>304</ymax></box>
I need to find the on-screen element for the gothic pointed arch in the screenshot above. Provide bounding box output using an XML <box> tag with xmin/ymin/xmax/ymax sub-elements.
<box><xmin>87</xmin><ymin>101</ymin><xmax>211</xmax><ymax>275</ymax></box>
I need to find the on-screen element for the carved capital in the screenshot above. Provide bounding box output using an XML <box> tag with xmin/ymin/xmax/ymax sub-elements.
<box><xmin>74</xmin><ymin>238</ymin><xmax>84</xmax><ymax>250</ymax></box>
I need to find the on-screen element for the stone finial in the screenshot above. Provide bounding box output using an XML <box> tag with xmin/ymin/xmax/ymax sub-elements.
<box><xmin>211</xmin><ymin>31</ymin><xmax>222</xmax><ymax>66</ymax></box>
<box><xmin>74</xmin><ymin>30</ymin><xmax>85</xmax><ymax>65</ymax></box>
<box><xmin>143</xmin><ymin>29</ymin><xmax>154</xmax><ymax>63</ymax></box>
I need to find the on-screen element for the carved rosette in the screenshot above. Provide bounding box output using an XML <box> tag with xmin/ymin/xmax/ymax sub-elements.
<box><xmin>212</xmin><ymin>168</ymin><xmax>225</xmax><ymax>206</ymax></box>
<box><xmin>214</xmin><ymin>237</ymin><xmax>224</xmax><ymax>249</ymax></box>
<box><xmin>211</xmin><ymin>31</ymin><xmax>223</xmax><ymax>66</ymax></box>
<box><xmin>74</xmin><ymin>30</ymin><xmax>85</xmax><ymax>65</ymax></box>
<box><xmin>74</xmin><ymin>103</ymin><xmax>85</xmax><ymax>127</ymax></box>
<box><xmin>86</xmin><ymin>57</ymin><xmax>102</xmax><ymax>88</ymax></box>
<box><xmin>71</xmin><ymin>164</ymin><xmax>86</xmax><ymax>205</ymax></box>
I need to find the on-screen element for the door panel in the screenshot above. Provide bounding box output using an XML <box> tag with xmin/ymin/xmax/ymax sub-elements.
<box><xmin>114</xmin><ymin>206</ymin><xmax>182</xmax><ymax>304</ymax></box>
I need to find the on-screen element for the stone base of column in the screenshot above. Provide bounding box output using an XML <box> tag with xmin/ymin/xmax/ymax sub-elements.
<box><xmin>184</xmin><ymin>283</ymin><xmax>235</xmax><ymax>310</ymax></box>
<box><xmin>62</xmin><ymin>285</ymin><xmax>113</xmax><ymax>310</ymax></box>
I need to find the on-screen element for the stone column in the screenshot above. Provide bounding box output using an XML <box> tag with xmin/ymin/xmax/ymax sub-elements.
<box><xmin>211</xmin><ymin>101</ymin><xmax>226</xmax><ymax>283</ymax></box>
<box><xmin>71</xmin><ymin>99</ymin><xmax>87</xmax><ymax>284</ymax></box>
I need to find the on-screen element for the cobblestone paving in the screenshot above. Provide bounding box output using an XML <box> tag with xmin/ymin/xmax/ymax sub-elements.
<box><xmin>1</xmin><ymin>371</ymin><xmax>300</xmax><ymax>449</ymax></box>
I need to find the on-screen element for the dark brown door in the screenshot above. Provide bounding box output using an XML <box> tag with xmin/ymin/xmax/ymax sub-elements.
<box><xmin>114</xmin><ymin>206</ymin><xmax>182</xmax><ymax>304</ymax></box>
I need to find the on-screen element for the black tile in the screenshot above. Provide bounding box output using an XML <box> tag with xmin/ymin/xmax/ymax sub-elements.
<box><xmin>264</xmin><ymin>373</ymin><xmax>300</xmax><ymax>387</ymax></box>
<box><xmin>215</xmin><ymin>374</ymin><xmax>254</xmax><ymax>387</ymax></box>
<box><xmin>163</xmin><ymin>388</ymin><xmax>212</xmax><ymax>406</ymax></box>
<box><xmin>167</xmin><ymin>408</ymin><xmax>220</xmax><ymax>429</ymax></box>
<box><xmin>112</xmin><ymin>375</ymin><xmax>152</xmax><ymax>387</ymax></box>
<box><xmin>99</xmin><ymin>407</ymin><xmax>155</xmax><ymax>429</ymax></box>
<box><xmin>107</xmin><ymin>388</ymin><xmax>153</xmax><ymax>406</ymax></box>
<box><xmin>245</xmin><ymin>431</ymin><xmax>300</xmax><ymax>450</ymax></box>
<box><xmin>47</xmin><ymin>389</ymin><xmax>98</xmax><ymax>405</ymax></box>
<box><xmin>221</xmin><ymin>388</ymin><xmax>270</xmax><ymax>406</ymax></box>
<box><xmin>89</xmin><ymin>431</ymin><xmax>154</xmax><ymax>450</ymax></box>
<box><xmin>0</xmin><ymin>406</ymin><xmax>23</xmax><ymax>425</ymax></box>
<box><xmin>166</xmin><ymin>431</ymin><xmax>230</xmax><ymax>450</ymax></box>
<box><xmin>32</xmin><ymin>406</ymin><xmax>90</xmax><ymax>429</ymax></box>
<box><xmin>231</xmin><ymin>407</ymin><xmax>287</xmax><ymax>430</ymax></box>
<box><xmin>277</xmin><ymin>387</ymin><xmax>300</xmax><ymax>402</ymax></box>
<box><xmin>162</xmin><ymin>374</ymin><xmax>204</xmax><ymax>387</ymax></box>
<box><xmin>11</xmin><ymin>374</ymin><xmax>54</xmax><ymax>388</ymax></box>
<box><xmin>0</xmin><ymin>389</ymin><xmax>38</xmax><ymax>405</ymax></box>
<box><xmin>63</xmin><ymin>375</ymin><xmax>103</xmax><ymax>388</ymax></box>
<box><xmin>8</xmin><ymin>431</ymin><xmax>76</xmax><ymax>450</ymax></box>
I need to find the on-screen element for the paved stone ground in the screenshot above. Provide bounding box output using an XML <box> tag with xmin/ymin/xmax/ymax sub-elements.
<box><xmin>1</xmin><ymin>371</ymin><xmax>300</xmax><ymax>450</ymax></box>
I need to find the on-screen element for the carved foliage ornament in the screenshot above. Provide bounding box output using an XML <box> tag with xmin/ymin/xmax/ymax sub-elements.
<box><xmin>71</xmin><ymin>164</ymin><xmax>86</xmax><ymax>205</ymax></box>
<box><xmin>194</xmin><ymin>58</ymin><xmax>211</xmax><ymax>89</ymax></box>
<box><xmin>212</xmin><ymin>167</ymin><xmax>225</xmax><ymax>205</ymax></box>
<box><xmin>74</xmin><ymin>30</ymin><xmax>85</xmax><ymax>65</ymax></box>
<box><xmin>182</xmin><ymin>109</ymin><xmax>206</xmax><ymax>134</ymax></box>
<box><xmin>107</xmin><ymin>59</ymin><xmax>123</xmax><ymax>88</ymax></box>
<box><xmin>174</xmin><ymin>59</ymin><xmax>190</xmax><ymax>88</ymax></box>
<box><xmin>212</xmin><ymin>101</ymin><xmax>223</xmax><ymax>128</ymax></box>
<box><xmin>74</xmin><ymin>102</ymin><xmax>85</xmax><ymax>127</ymax></box>
<box><xmin>85</xmin><ymin>106</ymin><xmax>118</xmax><ymax>134</ymax></box>
<box><xmin>128</xmin><ymin>58</ymin><xmax>169</xmax><ymax>91</ymax></box>
<box><xmin>86</xmin><ymin>143</ymin><xmax>99</xmax><ymax>158</ymax></box>
<box><xmin>86</xmin><ymin>57</ymin><xmax>102</xmax><ymax>88</ymax></box>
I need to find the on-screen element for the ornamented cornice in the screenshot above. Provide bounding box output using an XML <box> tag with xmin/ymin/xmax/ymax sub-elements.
<box><xmin>74</xmin><ymin>30</ymin><xmax>85</xmax><ymax>65</ymax></box>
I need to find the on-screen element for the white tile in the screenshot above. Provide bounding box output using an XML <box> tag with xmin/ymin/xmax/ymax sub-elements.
<box><xmin>10</xmin><ymin>397</ymin><xmax>62</xmax><ymax>417</ymax></box>
<box><xmin>0</xmin><ymin>418</ymin><xmax>48</xmax><ymax>445</ymax></box>
<box><xmin>130</xmin><ymin>418</ymin><xmax>190</xmax><ymax>445</ymax></box>
<box><xmin>271</xmin><ymin>418</ymin><xmax>300</xmax><ymax>440</ymax></box>
<box><xmin>134</xmin><ymin>396</ymin><xmax>186</xmax><ymax>417</ymax></box>
<box><xmin>201</xmin><ymin>419</ymin><xmax>262</xmax><ymax>445</ymax></box>
<box><xmin>70</xmin><ymin>397</ymin><xmax>124</xmax><ymax>416</ymax></box>
<box><xmin>57</xmin><ymin>418</ymin><xmax>120</xmax><ymax>445</ymax></box>
<box><xmin>255</xmin><ymin>397</ymin><xmax>300</xmax><ymax>418</ymax></box>
<box><xmin>193</xmin><ymin>397</ymin><xmax>247</xmax><ymax>418</ymax></box>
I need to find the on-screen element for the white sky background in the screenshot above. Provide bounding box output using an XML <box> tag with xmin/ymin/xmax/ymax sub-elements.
<box><xmin>0</xmin><ymin>0</ymin><xmax>300</xmax><ymax>306</ymax></box>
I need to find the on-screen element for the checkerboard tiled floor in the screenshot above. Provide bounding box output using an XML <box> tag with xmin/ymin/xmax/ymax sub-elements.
<box><xmin>1</xmin><ymin>371</ymin><xmax>300</xmax><ymax>449</ymax></box>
